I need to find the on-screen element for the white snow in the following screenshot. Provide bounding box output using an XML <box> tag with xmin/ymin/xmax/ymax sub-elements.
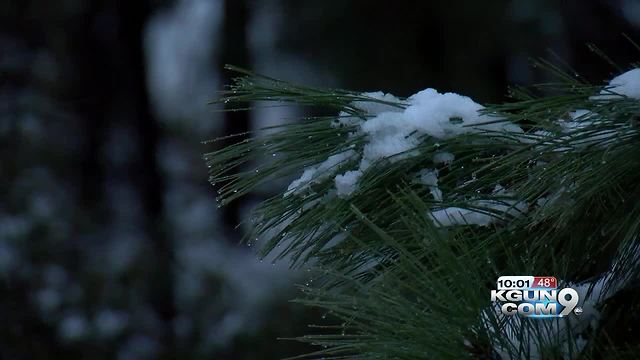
<box><xmin>289</xmin><ymin>69</ymin><xmax>639</xmax><ymax>205</ymax></box>
<box><xmin>559</xmin><ymin>108</ymin><xmax>600</xmax><ymax>132</ymax></box>
<box><xmin>593</xmin><ymin>68</ymin><xmax>640</xmax><ymax>100</ymax></box>
<box><xmin>560</xmin><ymin>109</ymin><xmax>620</xmax><ymax>148</ymax></box>
<box><xmin>429</xmin><ymin>206</ymin><xmax>495</xmax><ymax>227</ymax></box>
<box><xmin>416</xmin><ymin>169</ymin><xmax>443</xmax><ymax>201</ymax></box>
<box><xmin>519</xmin><ymin>106</ymin><xmax>623</xmax><ymax>151</ymax></box>
<box><xmin>378</xmin><ymin>89</ymin><xmax>520</xmax><ymax>137</ymax></box>
<box><xmin>331</xmin><ymin>111</ymin><xmax>364</xmax><ymax>128</ymax></box>
<box><xmin>432</xmin><ymin>151</ymin><xmax>455</xmax><ymax>164</ymax></box>
<box><xmin>519</xmin><ymin>70</ymin><xmax>640</xmax><ymax>151</ymax></box>
<box><xmin>428</xmin><ymin>185</ymin><xmax>527</xmax><ymax>227</ymax></box>
<box><xmin>353</xmin><ymin>91</ymin><xmax>404</xmax><ymax>116</ymax></box>
<box><xmin>335</xmin><ymin>170</ymin><xmax>363</xmax><ymax>197</ymax></box>
<box><xmin>285</xmin><ymin>150</ymin><xmax>357</xmax><ymax>196</ymax></box>
<box><xmin>327</xmin><ymin>89</ymin><xmax>523</xmax><ymax>198</ymax></box>
<box><xmin>331</xmin><ymin>91</ymin><xmax>402</xmax><ymax>129</ymax></box>
<box><xmin>417</xmin><ymin>169</ymin><xmax>438</xmax><ymax>186</ymax></box>
<box><xmin>357</xmin><ymin>89</ymin><xmax>521</xmax><ymax>169</ymax></box>
<box><xmin>569</xmin><ymin>109</ymin><xmax>591</xmax><ymax>120</ymax></box>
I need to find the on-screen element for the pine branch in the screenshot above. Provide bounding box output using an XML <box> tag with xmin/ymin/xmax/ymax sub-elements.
<box><xmin>205</xmin><ymin>61</ymin><xmax>640</xmax><ymax>359</ymax></box>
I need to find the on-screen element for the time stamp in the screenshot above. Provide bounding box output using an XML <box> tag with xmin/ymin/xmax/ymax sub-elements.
<box><xmin>496</xmin><ymin>276</ymin><xmax>557</xmax><ymax>290</ymax></box>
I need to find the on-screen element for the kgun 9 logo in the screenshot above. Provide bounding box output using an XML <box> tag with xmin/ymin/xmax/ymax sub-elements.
<box><xmin>491</xmin><ymin>276</ymin><xmax>581</xmax><ymax>318</ymax></box>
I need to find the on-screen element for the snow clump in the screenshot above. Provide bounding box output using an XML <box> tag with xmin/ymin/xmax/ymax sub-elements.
<box><xmin>591</xmin><ymin>68</ymin><xmax>640</xmax><ymax>100</ymax></box>
<box><xmin>285</xmin><ymin>150</ymin><xmax>357</xmax><ymax>197</ymax></box>
<box><xmin>329</xmin><ymin>89</ymin><xmax>522</xmax><ymax>197</ymax></box>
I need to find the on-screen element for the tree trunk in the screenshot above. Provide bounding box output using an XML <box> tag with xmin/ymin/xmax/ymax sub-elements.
<box><xmin>219</xmin><ymin>0</ymin><xmax>252</xmax><ymax>240</ymax></box>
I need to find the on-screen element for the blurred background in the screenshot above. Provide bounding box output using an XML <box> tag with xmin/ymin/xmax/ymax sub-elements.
<box><xmin>2</xmin><ymin>0</ymin><xmax>640</xmax><ymax>359</ymax></box>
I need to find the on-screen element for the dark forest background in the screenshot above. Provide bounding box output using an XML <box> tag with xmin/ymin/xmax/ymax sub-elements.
<box><xmin>2</xmin><ymin>0</ymin><xmax>640</xmax><ymax>359</ymax></box>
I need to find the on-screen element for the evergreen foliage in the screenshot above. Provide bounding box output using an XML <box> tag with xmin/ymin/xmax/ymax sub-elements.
<box><xmin>205</xmin><ymin>60</ymin><xmax>640</xmax><ymax>359</ymax></box>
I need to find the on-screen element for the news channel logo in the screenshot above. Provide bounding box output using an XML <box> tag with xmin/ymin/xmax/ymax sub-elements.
<box><xmin>491</xmin><ymin>276</ymin><xmax>582</xmax><ymax>318</ymax></box>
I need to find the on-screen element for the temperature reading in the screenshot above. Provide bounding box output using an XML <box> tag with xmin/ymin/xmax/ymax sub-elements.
<box><xmin>534</xmin><ymin>276</ymin><xmax>557</xmax><ymax>289</ymax></box>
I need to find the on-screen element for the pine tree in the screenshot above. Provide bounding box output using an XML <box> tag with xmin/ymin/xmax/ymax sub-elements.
<box><xmin>204</xmin><ymin>56</ymin><xmax>640</xmax><ymax>359</ymax></box>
